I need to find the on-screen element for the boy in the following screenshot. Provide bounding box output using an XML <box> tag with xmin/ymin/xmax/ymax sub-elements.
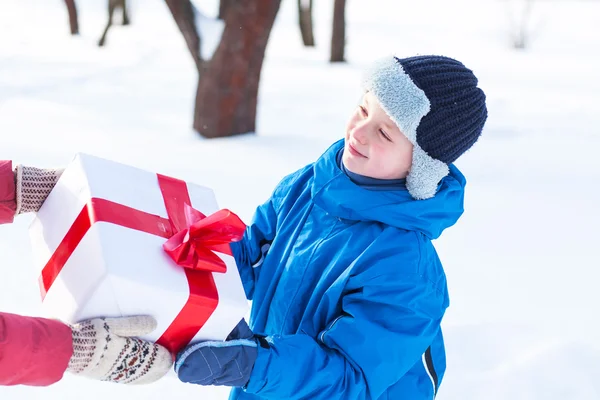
<box><xmin>175</xmin><ymin>55</ymin><xmax>488</xmax><ymax>399</ymax></box>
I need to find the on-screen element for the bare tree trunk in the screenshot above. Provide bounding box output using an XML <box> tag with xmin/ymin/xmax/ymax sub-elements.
<box><xmin>98</xmin><ymin>0</ymin><xmax>131</xmax><ymax>47</ymax></box>
<box><xmin>122</xmin><ymin>0</ymin><xmax>130</xmax><ymax>26</ymax></box>
<box><xmin>64</xmin><ymin>0</ymin><xmax>79</xmax><ymax>35</ymax></box>
<box><xmin>506</xmin><ymin>0</ymin><xmax>535</xmax><ymax>49</ymax></box>
<box><xmin>164</xmin><ymin>0</ymin><xmax>203</xmax><ymax>70</ymax></box>
<box><xmin>193</xmin><ymin>0</ymin><xmax>282</xmax><ymax>138</ymax></box>
<box><xmin>330</xmin><ymin>0</ymin><xmax>346</xmax><ymax>62</ymax></box>
<box><xmin>298</xmin><ymin>0</ymin><xmax>315</xmax><ymax>47</ymax></box>
<box><xmin>218</xmin><ymin>0</ymin><xmax>234</xmax><ymax>20</ymax></box>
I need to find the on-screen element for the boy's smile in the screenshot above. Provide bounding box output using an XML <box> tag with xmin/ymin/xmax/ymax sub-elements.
<box><xmin>347</xmin><ymin>143</ymin><xmax>367</xmax><ymax>158</ymax></box>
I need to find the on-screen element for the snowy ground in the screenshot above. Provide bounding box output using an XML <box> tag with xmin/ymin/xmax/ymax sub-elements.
<box><xmin>1</xmin><ymin>0</ymin><xmax>599</xmax><ymax>398</ymax></box>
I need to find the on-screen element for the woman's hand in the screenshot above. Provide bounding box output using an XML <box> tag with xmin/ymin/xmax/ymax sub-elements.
<box><xmin>15</xmin><ymin>164</ymin><xmax>63</xmax><ymax>214</ymax></box>
<box><xmin>67</xmin><ymin>316</ymin><xmax>173</xmax><ymax>384</ymax></box>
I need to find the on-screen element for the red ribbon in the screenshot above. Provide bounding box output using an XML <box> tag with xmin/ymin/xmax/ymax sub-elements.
<box><xmin>38</xmin><ymin>174</ymin><xmax>246</xmax><ymax>354</ymax></box>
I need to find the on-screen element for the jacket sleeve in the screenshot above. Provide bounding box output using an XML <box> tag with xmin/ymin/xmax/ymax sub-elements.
<box><xmin>230</xmin><ymin>165</ymin><xmax>311</xmax><ymax>300</ymax></box>
<box><xmin>0</xmin><ymin>312</ymin><xmax>73</xmax><ymax>386</ymax></box>
<box><xmin>230</xmin><ymin>198</ymin><xmax>278</xmax><ymax>300</ymax></box>
<box><xmin>244</xmin><ymin>240</ymin><xmax>448</xmax><ymax>400</ymax></box>
<box><xmin>0</xmin><ymin>161</ymin><xmax>16</xmax><ymax>224</ymax></box>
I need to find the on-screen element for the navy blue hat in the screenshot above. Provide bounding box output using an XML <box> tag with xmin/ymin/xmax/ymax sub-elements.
<box><xmin>362</xmin><ymin>55</ymin><xmax>488</xmax><ymax>199</ymax></box>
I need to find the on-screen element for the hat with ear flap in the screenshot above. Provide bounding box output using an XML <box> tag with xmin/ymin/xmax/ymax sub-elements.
<box><xmin>362</xmin><ymin>55</ymin><xmax>488</xmax><ymax>200</ymax></box>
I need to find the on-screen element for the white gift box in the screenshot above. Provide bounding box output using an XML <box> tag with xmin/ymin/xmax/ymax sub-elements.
<box><xmin>29</xmin><ymin>153</ymin><xmax>249</xmax><ymax>354</ymax></box>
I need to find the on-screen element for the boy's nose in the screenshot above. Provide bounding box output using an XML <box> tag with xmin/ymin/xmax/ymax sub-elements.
<box><xmin>352</xmin><ymin>123</ymin><xmax>369</xmax><ymax>144</ymax></box>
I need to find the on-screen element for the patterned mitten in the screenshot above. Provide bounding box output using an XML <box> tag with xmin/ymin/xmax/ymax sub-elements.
<box><xmin>14</xmin><ymin>164</ymin><xmax>64</xmax><ymax>214</ymax></box>
<box><xmin>67</xmin><ymin>316</ymin><xmax>173</xmax><ymax>384</ymax></box>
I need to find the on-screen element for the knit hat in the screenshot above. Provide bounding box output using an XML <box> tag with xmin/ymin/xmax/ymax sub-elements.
<box><xmin>362</xmin><ymin>55</ymin><xmax>488</xmax><ymax>200</ymax></box>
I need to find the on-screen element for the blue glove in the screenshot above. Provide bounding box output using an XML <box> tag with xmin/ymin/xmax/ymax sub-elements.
<box><xmin>175</xmin><ymin>319</ymin><xmax>268</xmax><ymax>387</ymax></box>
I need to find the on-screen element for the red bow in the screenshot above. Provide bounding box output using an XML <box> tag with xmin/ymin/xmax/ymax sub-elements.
<box><xmin>163</xmin><ymin>204</ymin><xmax>246</xmax><ymax>272</ymax></box>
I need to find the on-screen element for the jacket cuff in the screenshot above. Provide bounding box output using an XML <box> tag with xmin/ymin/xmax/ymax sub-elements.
<box><xmin>243</xmin><ymin>336</ymin><xmax>272</xmax><ymax>394</ymax></box>
<box><xmin>0</xmin><ymin>160</ymin><xmax>16</xmax><ymax>224</ymax></box>
<box><xmin>0</xmin><ymin>312</ymin><xmax>73</xmax><ymax>386</ymax></box>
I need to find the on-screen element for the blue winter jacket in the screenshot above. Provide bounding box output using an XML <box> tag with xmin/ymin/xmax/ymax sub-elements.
<box><xmin>229</xmin><ymin>139</ymin><xmax>466</xmax><ymax>400</ymax></box>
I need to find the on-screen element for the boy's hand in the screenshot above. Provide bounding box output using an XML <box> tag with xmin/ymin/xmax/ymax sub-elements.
<box><xmin>15</xmin><ymin>164</ymin><xmax>64</xmax><ymax>214</ymax></box>
<box><xmin>67</xmin><ymin>316</ymin><xmax>173</xmax><ymax>384</ymax></box>
<box><xmin>175</xmin><ymin>319</ymin><xmax>265</xmax><ymax>387</ymax></box>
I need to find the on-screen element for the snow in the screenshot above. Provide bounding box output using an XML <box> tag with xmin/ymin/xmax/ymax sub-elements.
<box><xmin>1</xmin><ymin>0</ymin><xmax>599</xmax><ymax>398</ymax></box>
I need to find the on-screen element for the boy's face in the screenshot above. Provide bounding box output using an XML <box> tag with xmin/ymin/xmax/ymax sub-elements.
<box><xmin>342</xmin><ymin>92</ymin><xmax>413</xmax><ymax>180</ymax></box>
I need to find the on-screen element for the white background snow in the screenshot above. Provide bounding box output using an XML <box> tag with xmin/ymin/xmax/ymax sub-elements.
<box><xmin>1</xmin><ymin>0</ymin><xmax>599</xmax><ymax>398</ymax></box>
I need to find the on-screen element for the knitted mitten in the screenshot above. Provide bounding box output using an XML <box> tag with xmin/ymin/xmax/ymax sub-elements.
<box><xmin>67</xmin><ymin>316</ymin><xmax>173</xmax><ymax>385</ymax></box>
<box><xmin>14</xmin><ymin>164</ymin><xmax>64</xmax><ymax>214</ymax></box>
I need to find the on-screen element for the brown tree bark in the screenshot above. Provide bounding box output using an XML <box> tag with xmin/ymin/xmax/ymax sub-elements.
<box><xmin>164</xmin><ymin>0</ymin><xmax>203</xmax><ymax>70</ymax></box>
<box><xmin>218</xmin><ymin>0</ymin><xmax>235</xmax><ymax>20</ymax></box>
<box><xmin>64</xmin><ymin>0</ymin><xmax>79</xmax><ymax>35</ymax></box>
<box><xmin>298</xmin><ymin>0</ymin><xmax>315</xmax><ymax>47</ymax></box>
<box><xmin>193</xmin><ymin>0</ymin><xmax>282</xmax><ymax>138</ymax></box>
<box><xmin>330</xmin><ymin>0</ymin><xmax>346</xmax><ymax>62</ymax></box>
